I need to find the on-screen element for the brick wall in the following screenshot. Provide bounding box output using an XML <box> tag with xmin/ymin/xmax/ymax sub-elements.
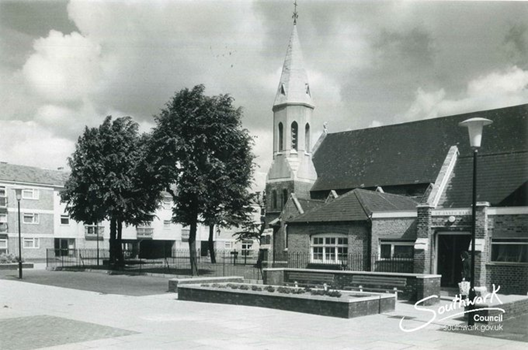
<box><xmin>371</xmin><ymin>217</ymin><xmax>417</xmax><ymax>259</ymax></box>
<box><xmin>486</xmin><ymin>264</ymin><xmax>528</xmax><ymax>294</ymax></box>
<box><xmin>287</xmin><ymin>222</ymin><xmax>369</xmax><ymax>268</ymax></box>
<box><xmin>414</xmin><ymin>205</ymin><xmax>433</xmax><ymax>274</ymax></box>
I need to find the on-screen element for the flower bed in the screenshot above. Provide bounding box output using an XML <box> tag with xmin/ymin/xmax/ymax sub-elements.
<box><xmin>0</xmin><ymin>253</ymin><xmax>33</xmax><ymax>270</ymax></box>
<box><xmin>177</xmin><ymin>283</ymin><xmax>395</xmax><ymax>319</ymax></box>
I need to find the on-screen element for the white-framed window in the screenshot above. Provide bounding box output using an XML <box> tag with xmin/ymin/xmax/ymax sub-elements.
<box><xmin>0</xmin><ymin>213</ymin><xmax>7</xmax><ymax>223</ymax></box>
<box><xmin>60</xmin><ymin>215</ymin><xmax>70</xmax><ymax>225</ymax></box>
<box><xmin>162</xmin><ymin>196</ymin><xmax>172</xmax><ymax>209</ymax></box>
<box><xmin>85</xmin><ymin>225</ymin><xmax>104</xmax><ymax>236</ymax></box>
<box><xmin>224</xmin><ymin>241</ymin><xmax>233</xmax><ymax>249</ymax></box>
<box><xmin>491</xmin><ymin>238</ymin><xmax>528</xmax><ymax>263</ymax></box>
<box><xmin>311</xmin><ymin>234</ymin><xmax>348</xmax><ymax>263</ymax></box>
<box><xmin>0</xmin><ymin>239</ymin><xmax>7</xmax><ymax>249</ymax></box>
<box><xmin>22</xmin><ymin>188</ymin><xmax>39</xmax><ymax>200</ymax></box>
<box><xmin>23</xmin><ymin>238</ymin><xmax>39</xmax><ymax>249</ymax></box>
<box><xmin>181</xmin><ymin>228</ymin><xmax>190</xmax><ymax>242</ymax></box>
<box><xmin>163</xmin><ymin>220</ymin><xmax>172</xmax><ymax>229</ymax></box>
<box><xmin>379</xmin><ymin>240</ymin><xmax>414</xmax><ymax>260</ymax></box>
<box><xmin>23</xmin><ymin>213</ymin><xmax>39</xmax><ymax>224</ymax></box>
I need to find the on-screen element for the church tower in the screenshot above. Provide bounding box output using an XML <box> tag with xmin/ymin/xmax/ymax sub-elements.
<box><xmin>265</xmin><ymin>5</ymin><xmax>317</xmax><ymax>219</ymax></box>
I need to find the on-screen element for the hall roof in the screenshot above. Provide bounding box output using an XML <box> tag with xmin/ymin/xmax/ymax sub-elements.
<box><xmin>311</xmin><ymin>104</ymin><xmax>528</xmax><ymax>193</ymax></box>
<box><xmin>288</xmin><ymin>189</ymin><xmax>418</xmax><ymax>224</ymax></box>
<box><xmin>0</xmin><ymin>162</ymin><xmax>68</xmax><ymax>187</ymax></box>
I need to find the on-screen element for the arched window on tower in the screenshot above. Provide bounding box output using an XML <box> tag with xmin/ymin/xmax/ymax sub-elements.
<box><xmin>305</xmin><ymin>123</ymin><xmax>310</xmax><ymax>151</ymax></box>
<box><xmin>278</xmin><ymin>123</ymin><xmax>284</xmax><ymax>152</ymax></box>
<box><xmin>282</xmin><ymin>189</ymin><xmax>288</xmax><ymax>207</ymax></box>
<box><xmin>291</xmin><ymin>122</ymin><xmax>298</xmax><ymax>151</ymax></box>
<box><xmin>272</xmin><ymin>190</ymin><xmax>277</xmax><ymax>210</ymax></box>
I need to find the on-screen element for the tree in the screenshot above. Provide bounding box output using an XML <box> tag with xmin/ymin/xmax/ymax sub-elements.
<box><xmin>61</xmin><ymin>116</ymin><xmax>161</xmax><ymax>267</ymax></box>
<box><xmin>148</xmin><ymin>85</ymin><xmax>256</xmax><ymax>275</ymax></box>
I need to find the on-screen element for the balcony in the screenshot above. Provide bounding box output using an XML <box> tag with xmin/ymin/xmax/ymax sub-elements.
<box><xmin>137</xmin><ymin>227</ymin><xmax>154</xmax><ymax>239</ymax></box>
<box><xmin>85</xmin><ymin>226</ymin><xmax>104</xmax><ymax>240</ymax></box>
<box><xmin>0</xmin><ymin>222</ymin><xmax>7</xmax><ymax>233</ymax></box>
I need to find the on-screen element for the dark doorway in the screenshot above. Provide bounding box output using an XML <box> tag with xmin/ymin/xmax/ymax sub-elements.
<box><xmin>200</xmin><ymin>241</ymin><xmax>209</xmax><ymax>257</ymax></box>
<box><xmin>54</xmin><ymin>238</ymin><xmax>74</xmax><ymax>257</ymax></box>
<box><xmin>437</xmin><ymin>234</ymin><xmax>471</xmax><ymax>287</ymax></box>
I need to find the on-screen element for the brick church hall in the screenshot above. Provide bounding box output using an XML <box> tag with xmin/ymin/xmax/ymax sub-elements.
<box><xmin>261</xmin><ymin>14</ymin><xmax>528</xmax><ymax>295</ymax></box>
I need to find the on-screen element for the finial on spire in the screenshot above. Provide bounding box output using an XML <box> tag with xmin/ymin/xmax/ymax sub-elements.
<box><xmin>293</xmin><ymin>0</ymin><xmax>298</xmax><ymax>25</ymax></box>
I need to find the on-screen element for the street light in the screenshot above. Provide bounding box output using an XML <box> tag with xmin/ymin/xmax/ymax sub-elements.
<box><xmin>14</xmin><ymin>188</ymin><xmax>23</xmax><ymax>279</ymax></box>
<box><xmin>459</xmin><ymin>117</ymin><xmax>492</xmax><ymax>326</ymax></box>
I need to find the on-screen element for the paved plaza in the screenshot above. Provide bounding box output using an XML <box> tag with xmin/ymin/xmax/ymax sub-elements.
<box><xmin>0</xmin><ymin>269</ymin><xmax>527</xmax><ymax>350</ymax></box>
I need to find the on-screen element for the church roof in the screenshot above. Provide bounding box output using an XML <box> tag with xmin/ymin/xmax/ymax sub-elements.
<box><xmin>288</xmin><ymin>189</ymin><xmax>418</xmax><ymax>224</ymax></box>
<box><xmin>273</xmin><ymin>25</ymin><xmax>314</xmax><ymax>109</ymax></box>
<box><xmin>311</xmin><ymin>104</ymin><xmax>528</xmax><ymax>193</ymax></box>
<box><xmin>0</xmin><ymin>162</ymin><xmax>69</xmax><ymax>187</ymax></box>
<box><xmin>438</xmin><ymin>151</ymin><xmax>528</xmax><ymax>207</ymax></box>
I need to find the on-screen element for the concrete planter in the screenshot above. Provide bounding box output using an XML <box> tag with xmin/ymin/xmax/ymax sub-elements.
<box><xmin>0</xmin><ymin>263</ymin><xmax>34</xmax><ymax>270</ymax></box>
<box><xmin>177</xmin><ymin>284</ymin><xmax>395</xmax><ymax>319</ymax></box>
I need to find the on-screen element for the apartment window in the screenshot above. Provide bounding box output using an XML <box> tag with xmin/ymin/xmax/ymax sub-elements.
<box><xmin>379</xmin><ymin>241</ymin><xmax>414</xmax><ymax>259</ymax></box>
<box><xmin>162</xmin><ymin>196</ymin><xmax>172</xmax><ymax>209</ymax></box>
<box><xmin>85</xmin><ymin>225</ymin><xmax>104</xmax><ymax>235</ymax></box>
<box><xmin>60</xmin><ymin>215</ymin><xmax>70</xmax><ymax>225</ymax></box>
<box><xmin>311</xmin><ymin>235</ymin><xmax>348</xmax><ymax>263</ymax></box>
<box><xmin>491</xmin><ymin>239</ymin><xmax>528</xmax><ymax>263</ymax></box>
<box><xmin>0</xmin><ymin>213</ymin><xmax>6</xmax><ymax>223</ymax></box>
<box><xmin>163</xmin><ymin>220</ymin><xmax>172</xmax><ymax>229</ymax></box>
<box><xmin>23</xmin><ymin>238</ymin><xmax>39</xmax><ymax>249</ymax></box>
<box><xmin>181</xmin><ymin>228</ymin><xmax>190</xmax><ymax>242</ymax></box>
<box><xmin>224</xmin><ymin>241</ymin><xmax>233</xmax><ymax>249</ymax></box>
<box><xmin>23</xmin><ymin>213</ymin><xmax>39</xmax><ymax>224</ymax></box>
<box><xmin>22</xmin><ymin>189</ymin><xmax>39</xmax><ymax>200</ymax></box>
<box><xmin>0</xmin><ymin>239</ymin><xmax>7</xmax><ymax>249</ymax></box>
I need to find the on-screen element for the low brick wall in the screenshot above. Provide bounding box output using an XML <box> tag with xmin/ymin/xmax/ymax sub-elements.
<box><xmin>486</xmin><ymin>264</ymin><xmax>528</xmax><ymax>295</ymax></box>
<box><xmin>473</xmin><ymin>295</ymin><xmax>528</xmax><ymax>324</ymax></box>
<box><xmin>168</xmin><ymin>276</ymin><xmax>244</xmax><ymax>292</ymax></box>
<box><xmin>263</xmin><ymin>268</ymin><xmax>441</xmax><ymax>304</ymax></box>
<box><xmin>0</xmin><ymin>263</ymin><xmax>34</xmax><ymax>270</ymax></box>
<box><xmin>177</xmin><ymin>285</ymin><xmax>395</xmax><ymax>319</ymax></box>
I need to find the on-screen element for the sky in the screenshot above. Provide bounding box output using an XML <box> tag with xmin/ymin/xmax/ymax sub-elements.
<box><xmin>1</xmin><ymin>0</ymin><xmax>528</xmax><ymax>191</ymax></box>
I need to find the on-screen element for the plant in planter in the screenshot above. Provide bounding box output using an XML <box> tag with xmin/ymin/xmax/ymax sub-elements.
<box><xmin>239</xmin><ymin>285</ymin><xmax>249</xmax><ymax>290</ymax></box>
<box><xmin>264</xmin><ymin>286</ymin><xmax>275</xmax><ymax>293</ymax></box>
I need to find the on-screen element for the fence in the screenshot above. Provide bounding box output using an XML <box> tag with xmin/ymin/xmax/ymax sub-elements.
<box><xmin>286</xmin><ymin>251</ymin><xmax>414</xmax><ymax>273</ymax></box>
<box><xmin>46</xmin><ymin>248</ymin><xmax>262</xmax><ymax>280</ymax></box>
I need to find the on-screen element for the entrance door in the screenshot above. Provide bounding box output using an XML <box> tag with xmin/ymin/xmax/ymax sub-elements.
<box><xmin>436</xmin><ymin>234</ymin><xmax>471</xmax><ymax>287</ymax></box>
<box><xmin>54</xmin><ymin>238</ymin><xmax>74</xmax><ymax>257</ymax></box>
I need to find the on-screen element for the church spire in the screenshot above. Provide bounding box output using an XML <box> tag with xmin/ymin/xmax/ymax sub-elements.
<box><xmin>273</xmin><ymin>4</ymin><xmax>314</xmax><ymax>111</ymax></box>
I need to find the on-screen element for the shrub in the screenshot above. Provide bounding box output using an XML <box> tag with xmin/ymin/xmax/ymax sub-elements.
<box><xmin>239</xmin><ymin>285</ymin><xmax>249</xmax><ymax>290</ymax></box>
<box><xmin>0</xmin><ymin>253</ymin><xmax>19</xmax><ymax>264</ymax></box>
<box><xmin>230</xmin><ymin>284</ymin><xmax>240</xmax><ymax>289</ymax></box>
<box><xmin>201</xmin><ymin>283</ymin><xmax>210</xmax><ymax>287</ymax></box>
<box><xmin>265</xmin><ymin>286</ymin><xmax>275</xmax><ymax>293</ymax></box>
<box><xmin>277</xmin><ymin>287</ymin><xmax>291</xmax><ymax>294</ymax></box>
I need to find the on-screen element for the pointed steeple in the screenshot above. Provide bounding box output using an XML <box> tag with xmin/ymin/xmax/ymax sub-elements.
<box><xmin>273</xmin><ymin>24</ymin><xmax>314</xmax><ymax>110</ymax></box>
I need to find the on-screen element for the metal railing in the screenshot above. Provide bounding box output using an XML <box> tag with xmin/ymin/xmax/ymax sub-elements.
<box><xmin>286</xmin><ymin>251</ymin><xmax>414</xmax><ymax>273</ymax></box>
<box><xmin>46</xmin><ymin>248</ymin><xmax>262</xmax><ymax>280</ymax></box>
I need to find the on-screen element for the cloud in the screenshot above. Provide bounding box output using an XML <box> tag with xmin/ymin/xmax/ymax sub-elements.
<box><xmin>0</xmin><ymin>120</ymin><xmax>74</xmax><ymax>169</ymax></box>
<box><xmin>401</xmin><ymin>66</ymin><xmax>528</xmax><ymax>121</ymax></box>
<box><xmin>22</xmin><ymin>30</ymin><xmax>102</xmax><ymax>103</ymax></box>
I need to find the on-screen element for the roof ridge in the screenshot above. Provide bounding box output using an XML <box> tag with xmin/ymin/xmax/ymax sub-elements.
<box><xmin>327</xmin><ymin>103</ymin><xmax>528</xmax><ymax>136</ymax></box>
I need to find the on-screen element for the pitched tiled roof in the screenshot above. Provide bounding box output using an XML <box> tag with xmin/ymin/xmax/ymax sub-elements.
<box><xmin>438</xmin><ymin>151</ymin><xmax>528</xmax><ymax>207</ymax></box>
<box><xmin>0</xmin><ymin>163</ymin><xmax>69</xmax><ymax>187</ymax></box>
<box><xmin>288</xmin><ymin>189</ymin><xmax>418</xmax><ymax>223</ymax></box>
<box><xmin>311</xmin><ymin>104</ymin><xmax>528</xmax><ymax>192</ymax></box>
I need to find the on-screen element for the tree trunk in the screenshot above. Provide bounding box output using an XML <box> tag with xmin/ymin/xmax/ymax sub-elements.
<box><xmin>208</xmin><ymin>224</ymin><xmax>216</xmax><ymax>264</ymax></box>
<box><xmin>189</xmin><ymin>220</ymin><xmax>199</xmax><ymax>276</ymax></box>
<box><xmin>109</xmin><ymin>218</ymin><xmax>117</xmax><ymax>268</ymax></box>
<box><xmin>116</xmin><ymin>221</ymin><xmax>124</xmax><ymax>269</ymax></box>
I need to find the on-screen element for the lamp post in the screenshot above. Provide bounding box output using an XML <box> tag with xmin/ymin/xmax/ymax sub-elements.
<box><xmin>14</xmin><ymin>188</ymin><xmax>23</xmax><ymax>279</ymax></box>
<box><xmin>459</xmin><ymin>117</ymin><xmax>492</xmax><ymax>326</ymax></box>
